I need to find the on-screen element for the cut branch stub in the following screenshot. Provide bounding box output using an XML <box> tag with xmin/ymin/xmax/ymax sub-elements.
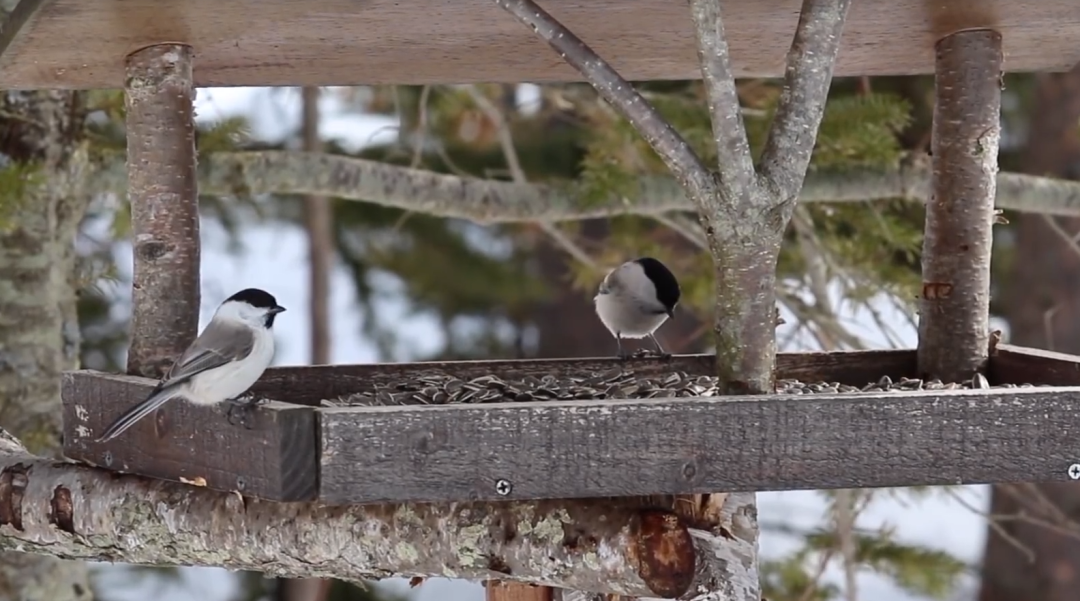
<box><xmin>124</xmin><ymin>43</ymin><xmax>201</xmax><ymax>378</ymax></box>
<box><xmin>917</xmin><ymin>28</ymin><xmax>1002</xmax><ymax>382</ymax></box>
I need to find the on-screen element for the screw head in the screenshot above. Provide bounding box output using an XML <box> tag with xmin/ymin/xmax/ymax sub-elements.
<box><xmin>495</xmin><ymin>478</ymin><xmax>512</xmax><ymax>496</ymax></box>
<box><xmin>103</xmin><ymin>451</ymin><xmax>113</xmax><ymax>467</ymax></box>
<box><xmin>236</xmin><ymin>476</ymin><xmax>247</xmax><ymax>491</ymax></box>
<box><xmin>1068</xmin><ymin>464</ymin><xmax>1080</xmax><ymax>480</ymax></box>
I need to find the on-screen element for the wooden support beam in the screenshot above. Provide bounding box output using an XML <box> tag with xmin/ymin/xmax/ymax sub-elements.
<box><xmin>63</xmin><ymin>349</ymin><xmax>910</xmax><ymax>500</ymax></box>
<box><xmin>60</xmin><ymin>346</ymin><xmax>1080</xmax><ymax>504</ymax></box>
<box><xmin>317</xmin><ymin>384</ymin><xmax>1080</xmax><ymax>504</ymax></box>
<box><xmin>124</xmin><ymin>43</ymin><xmax>201</xmax><ymax>378</ymax></box>
<box><xmin>62</xmin><ymin>370</ymin><xmax>319</xmax><ymax>501</ymax></box>
<box><xmin>917</xmin><ymin>28</ymin><xmax>1003</xmax><ymax>382</ymax></box>
<box><xmin>990</xmin><ymin>343</ymin><xmax>1080</xmax><ymax>386</ymax></box>
<box><xmin>4</xmin><ymin>0</ymin><xmax>1080</xmax><ymax>90</ymax></box>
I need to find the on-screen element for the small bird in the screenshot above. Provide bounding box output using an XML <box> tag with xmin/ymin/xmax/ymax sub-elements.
<box><xmin>96</xmin><ymin>288</ymin><xmax>286</xmax><ymax>443</ymax></box>
<box><xmin>594</xmin><ymin>257</ymin><xmax>681</xmax><ymax>359</ymax></box>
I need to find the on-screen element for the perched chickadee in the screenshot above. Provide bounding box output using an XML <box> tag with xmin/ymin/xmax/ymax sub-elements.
<box><xmin>594</xmin><ymin>257</ymin><xmax>681</xmax><ymax>359</ymax></box>
<box><xmin>96</xmin><ymin>288</ymin><xmax>286</xmax><ymax>442</ymax></box>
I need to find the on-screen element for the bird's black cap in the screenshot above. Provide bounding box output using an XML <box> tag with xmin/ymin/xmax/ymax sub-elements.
<box><xmin>226</xmin><ymin>288</ymin><xmax>284</xmax><ymax>311</ymax></box>
<box><xmin>634</xmin><ymin>257</ymin><xmax>680</xmax><ymax>316</ymax></box>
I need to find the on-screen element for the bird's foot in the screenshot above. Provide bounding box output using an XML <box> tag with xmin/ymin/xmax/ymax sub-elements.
<box><xmin>225</xmin><ymin>394</ymin><xmax>266</xmax><ymax>429</ymax></box>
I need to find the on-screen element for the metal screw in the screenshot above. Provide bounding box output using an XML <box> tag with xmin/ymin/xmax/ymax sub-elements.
<box><xmin>103</xmin><ymin>451</ymin><xmax>113</xmax><ymax>467</ymax></box>
<box><xmin>236</xmin><ymin>476</ymin><xmax>246</xmax><ymax>491</ymax></box>
<box><xmin>1068</xmin><ymin>464</ymin><xmax>1080</xmax><ymax>481</ymax></box>
<box><xmin>494</xmin><ymin>478</ymin><xmax>512</xmax><ymax>496</ymax></box>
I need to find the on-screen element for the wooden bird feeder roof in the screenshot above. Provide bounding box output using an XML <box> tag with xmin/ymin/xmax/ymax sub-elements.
<box><xmin>3</xmin><ymin>0</ymin><xmax>1080</xmax><ymax>91</ymax></box>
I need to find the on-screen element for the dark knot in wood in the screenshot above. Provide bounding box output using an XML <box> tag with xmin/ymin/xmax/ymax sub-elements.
<box><xmin>50</xmin><ymin>485</ymin><xmax>76</xmax><ymax>534</ymax></box>
<box><xmin>627</xmin><ymin>509</ymin><xmax>696</xmax><ymax>598</ymax></box>
<box><xmin>0</xmin><ymin>463</ymin><xmax>29</xmax><ymax>531</ymax></box>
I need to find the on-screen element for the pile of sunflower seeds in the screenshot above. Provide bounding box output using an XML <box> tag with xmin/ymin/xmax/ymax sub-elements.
<box><xmin>325</xmin><ymin>369</ymin><xmax>1048</xmax><ymax>407</ymax></box>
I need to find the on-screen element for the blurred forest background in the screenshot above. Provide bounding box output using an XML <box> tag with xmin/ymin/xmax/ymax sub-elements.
<box><xmin>4</xmin><ymin>42</ymin><xmax>1080</xmax><ymax>601</ymax></box>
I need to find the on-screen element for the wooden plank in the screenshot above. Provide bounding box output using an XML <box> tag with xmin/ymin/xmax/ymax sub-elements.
<box><xmin>61</xmin><ymin>370</ymin><xmax>318</xmax><ymax>502</ymax></box>
<box><xmin>2</xmin><ymin>0</ymin><xmax>1080</xmax><ymax>90</ymax></box>
<box><xmin>252</xmin><ymin>349</ymin><xmax>917</xmax><ymax>406</ymax></box>
<box><xmin>318</xmin><ymin>386</ymin><xmax>1080</xmax><ymax>505</ymax></box>
<box><xmin>990</xmin><ymin>343</ymin><xmax>1080</xmax><ymax>386</ymax></box>
<box><xmin>0</xmin><ymin>0</ymin><xmax>49</xmax><ymax>64</ymax></box>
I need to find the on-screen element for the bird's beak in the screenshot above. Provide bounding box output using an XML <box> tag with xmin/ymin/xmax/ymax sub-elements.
<box><xmin>270</xmin><ymin>306</ymin><xmax>287</xmax><ymax>315</ymax></box>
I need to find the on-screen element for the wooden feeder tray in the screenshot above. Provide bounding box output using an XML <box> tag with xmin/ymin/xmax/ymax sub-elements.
<box><xmin>61</xmin><ymin>344</ymin><xmax>1080</xmax><ymax>504</ymax></box>
<box><xmin>3</xmin><ymin>0</ymin><xmax>1080</xmax><ymax>91</ymax></box>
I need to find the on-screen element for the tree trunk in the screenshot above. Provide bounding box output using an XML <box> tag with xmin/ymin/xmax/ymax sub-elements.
<box><xmin>977</xmin><ymin>65</ymin><xmax>1080</xmax><ymax>601</ymax></box>
<box><xmin>0</xmin><ymin>90</ymin><xmax>93</xmax><ymax>599</ymax></box>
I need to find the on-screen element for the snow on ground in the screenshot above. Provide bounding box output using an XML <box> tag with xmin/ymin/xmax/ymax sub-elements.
<box><xmin>93</xmin><ymin>87</ymin><xmax>999</xmax><ymax>601</ymax></box>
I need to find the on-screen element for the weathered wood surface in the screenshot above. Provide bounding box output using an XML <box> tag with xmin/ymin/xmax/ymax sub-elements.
<box><xmin>0</xmin><ymin>0</ymin><xmax>49</xmax><ymax>64</ymax></box>
<box><xmin>254</xmin><ymin>349</ymin><xmax>917</xmax><ymax>406</ymax></box>
<box><xmin>3</xmin><ymin>0</ymin><xmax>1080</xmax><ymax>90</ymax></box>
<box><xmin>318</xmin><ymin>386</ymin><xmax>1080</xmax><ymax>504</ymax></box>
<box><xmin>61</xmin><ymin>370</ymin><xmax>318</xmax><ymax>502</ymax></box>
<box><xmin>990</xmin><ymin>343</ymin><xmax>1080</xmax><ymax>386</ymax></box>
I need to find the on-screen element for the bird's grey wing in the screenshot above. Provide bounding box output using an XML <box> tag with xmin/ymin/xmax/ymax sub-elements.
<box><xmin>164</xmin><ymin>320</ymin><xmax>256</xmax><ymax>386</ymax></box>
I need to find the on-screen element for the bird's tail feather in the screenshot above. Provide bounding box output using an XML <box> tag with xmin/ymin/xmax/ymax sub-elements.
<box><xmin>95</xmin><ymin>385</ymin><xmax>180</xmax><ymax>443</ymax></box>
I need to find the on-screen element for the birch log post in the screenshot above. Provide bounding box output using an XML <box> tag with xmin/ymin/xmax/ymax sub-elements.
<box><xmin>917</xmin><ymin>29</ymin><xmax>1002</xmax><ymax>382</ymax></box>
<box><xmin>0</xmin><ymin>428</ymin><xmax>702</xmax><ymax>597</ymax></box>
<box><xmin>124</xmin><ymin>43</ymin><xmax>201</xmax><ymax>378</ymax></box>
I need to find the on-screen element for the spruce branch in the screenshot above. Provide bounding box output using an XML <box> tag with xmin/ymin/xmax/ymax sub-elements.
<box><xmin>759</xmin><ymin>0</ymin><xmax>854</xmax><ymax>202</ymax></box>
<box><xmin>490</xmin><ymin>0</ymin><xmax>716</xmax><ymax>201</ymax></box>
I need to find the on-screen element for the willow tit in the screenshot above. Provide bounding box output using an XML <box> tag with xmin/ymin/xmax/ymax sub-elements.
<box><xmin>594</xmin><ymin>257</ymin><xmax>681</xmax><ymax>359</ymax></box>
<box><xmin>96</xmin><ymin>288</ymin><xmax>286</xmax><ymax>442</ymax></box>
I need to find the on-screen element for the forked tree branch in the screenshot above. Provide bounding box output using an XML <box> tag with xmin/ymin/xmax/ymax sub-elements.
<box><xmin>759</xmin><ymin>0</ymin><xmax>854</xmax><ymax>202</ymax></box>
<box><xmin>490</xmin><ymin>0</ymin><xmax>717</xmax><ymax>201</ymax></box>
<box><xmin>86</xmin><ymin>151</ymin><xmax>1080</xmax><ymax>223</ymax></box>
<box><xmin>687</xmin><ymin>0</ymin><xmax>756</xmax><ymax>194</ymax></box>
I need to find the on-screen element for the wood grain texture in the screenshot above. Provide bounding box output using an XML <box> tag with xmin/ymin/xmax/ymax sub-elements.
<box><xmin>318</xmin><ymin>385</ymin><xmax>1080</xmax><ymax>504</ymax></box>
<box><xmin>2</xmin><ymin>0</ymin><xmax>1080</xmax><ymax>90</ymax></box>
<box><xmin>990</xmin><ymin>344</ymin><xmax>1080</xmax><ymax>386</ymax></box>
<box><xmin>61</xmin><ymin>370</ymin><xmax>318</xmax><ymax>502</ymax></box>
<box><xmin>252</xmin><ymin>349</ymin><xmax>917</xmax><ymax>406</ymax></box>
<box><xmin>0</xmin><ymin>0</ymin><xmax>50</xmax><ymax>63</ymax></box>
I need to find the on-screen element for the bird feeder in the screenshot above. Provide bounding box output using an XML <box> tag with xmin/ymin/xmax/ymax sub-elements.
<box><xmin>4</xmin><ymin>0</ymin><xmax>1080</xmax><ymax>597</ymax></box>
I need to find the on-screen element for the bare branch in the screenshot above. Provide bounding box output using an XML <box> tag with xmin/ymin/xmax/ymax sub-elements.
<box><xmin>759</xmin><ymin>0</ymin><xmax>854</xmax><ymax>202</ymax></box>
<box><xmin>0</xmin><ymin>429</ymin><xmax>740</xmax><ymax>598</ymax></box>
<box><xmin>686</xmin><ymin>0</ymin><xmax>756</xmax><ymax>193</ymax></box>
<box><xmin>463</xmin><ymin>84</ymin><xmax>600</xmax><ymax>271</ymax></box>
<box><xmin>490</xmin><ymin>0</ymin><xmax>716</xmax><ymax>200</ymax></box>
<box><xmin>86</xmin><ymin>151</ymin><xmax>1080</xmax><ymax>224</ymax></box>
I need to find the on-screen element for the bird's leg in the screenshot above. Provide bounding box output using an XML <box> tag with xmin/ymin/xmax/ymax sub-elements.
<box><xmin>225</xmin><ymin>394</ymin><xmax>266</xmax><ymax>429</ymax></box>
<box><xmin>615</xmin><ymin>334</ymin><xmax>629</xmax><ymax>361</ymax></box>
<box><xmin>648</xmin><ymin>333</ymin><xmax>672</xmax><ymax>359</ymax></box>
